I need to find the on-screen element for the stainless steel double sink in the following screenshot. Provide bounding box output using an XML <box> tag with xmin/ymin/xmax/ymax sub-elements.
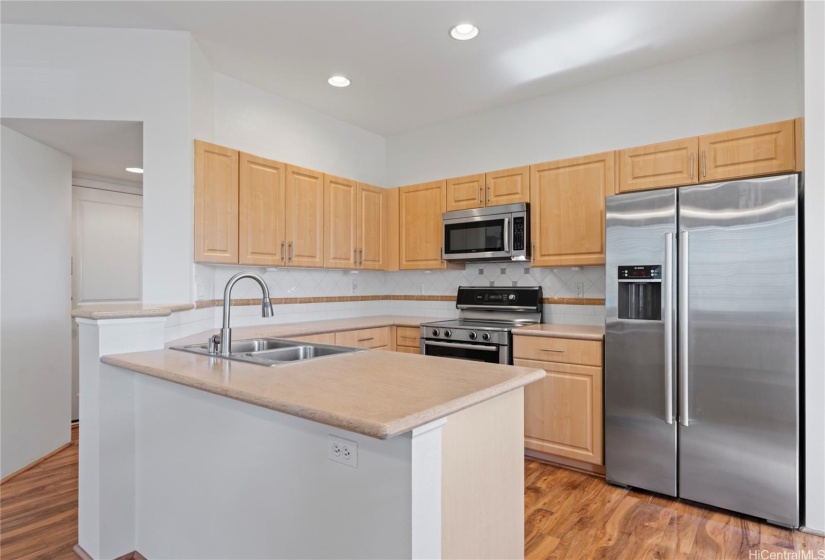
<box><xmin>171</xmin><ymin>337</ymin><xmax>364</xmax><ymax>367</ymax></box>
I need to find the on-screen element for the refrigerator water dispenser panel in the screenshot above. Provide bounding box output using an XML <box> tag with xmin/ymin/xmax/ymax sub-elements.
<box><xmin>618</xmin><ymin>265</ymin><xmax>662</xmax><ymax>321</ymax></box>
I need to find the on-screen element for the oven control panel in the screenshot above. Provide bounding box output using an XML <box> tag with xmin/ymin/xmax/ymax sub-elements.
<box><xmin>419</xmin><ymin>325</ymin><xmax>509</xmax><ymax>346</ymax></box>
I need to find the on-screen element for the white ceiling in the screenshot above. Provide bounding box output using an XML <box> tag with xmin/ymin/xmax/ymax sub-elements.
<box><xmin>1</xmin><ymin>1</ymin><xmax>800</xmax><ymax>136</ymax></box>
<box><xmin>1</xmin><ymin>119</ymin><xmax>143</xmax><ymax>184</ymax></box>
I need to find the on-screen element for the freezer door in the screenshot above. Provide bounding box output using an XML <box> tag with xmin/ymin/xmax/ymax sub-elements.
<box><xmin>605</xmin><ymin>189</ymin><xmax>678</xmax><ymax>496</ymax></box>
<box><xmin>678</xmin><ymin>175</ymin><xmax>799</xmax><ymax>526</ymax></box>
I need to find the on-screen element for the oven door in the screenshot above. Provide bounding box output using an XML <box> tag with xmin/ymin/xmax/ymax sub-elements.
<box><xmin>422</xmin><ymin>339</ymin><xmax>509</xmax><ymax>364</ymax></box>
<box><xmin>443</xmin><ymin>215</ymin><xmax>510</xmax><ymax>261</ymax></box>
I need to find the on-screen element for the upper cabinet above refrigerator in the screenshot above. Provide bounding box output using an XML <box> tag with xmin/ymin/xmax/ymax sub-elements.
<box><xmin>617</xmin><ymin>119</ymin><xmax>803</xmax><ymax>195</ymax></box>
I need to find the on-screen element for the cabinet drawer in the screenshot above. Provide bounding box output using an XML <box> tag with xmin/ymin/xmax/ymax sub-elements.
<box><xmin>396</xmin><ymin>326</ymin><xmax>421</xmax><ymax>348</ymax></box>
<box><xmin>513</xmin><ymin>335</ymin><xmax>602</xmax><ymax>366</ymax></box>
<box><xmin>335</xmin><ymin>327</ymin><xmax>390</xmax><ymax>349</ymax></box>
<box><xmin>396</xmin><ymin>345</ymin><xmax>421</xmax><ymax>355</ymax></box>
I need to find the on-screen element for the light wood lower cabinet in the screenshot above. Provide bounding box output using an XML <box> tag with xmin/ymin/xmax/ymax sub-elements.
<box><xmin>284</xmin><ymin>332</ymin><xmax>336</xmax><ymax>344</ymax></box>
<box><xmin>194</xmin><ymin>141</ymin><xmax>239</xmax><ymax>264</ymax></box>
<box><xmin>514</xmin><ymin>335</ymin><xmax>603</xmax><ymax>466</ymax></box>
<box><xmin>530</xmin><ymin>152</ymin><xmax>615</xmax><ymax>267</ymax></box>
<box><xmin>395</xmin><ymin>326</ymin><xmax>420</xmax><ymax>353</ymax></box>
<box><xmin>335</xmin><ymin>327</ymin><xmax>392</xmax><ymax>350</ymax></box>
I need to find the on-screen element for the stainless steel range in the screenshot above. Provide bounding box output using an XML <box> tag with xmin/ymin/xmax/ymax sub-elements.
<box><xmin>420</xmin><ymin>286</ymin><xmax>543</xmax><ymax>364</ymax></box>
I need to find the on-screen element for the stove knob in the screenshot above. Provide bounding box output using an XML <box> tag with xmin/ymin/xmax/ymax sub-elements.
<box><xmin>469</xmin><ymin>332</ymin><xmax>477</xmax><ymax>340</ymax></box>
<box><xmin>481</xmin><ymin>332</ymin><xmax>491</xmax><ymax>341</ymax></box>
<box><xmin>431</xmin><ymin>329</ymin><xmax>440</xmax><ymax>337</ymax></box>
<box><xmin>444</xmin><ymin>330</ymin><xmax>452</xmax><ymax>338</ymax></box>
<box><xmin>508</xmin><ymin>294</ymin><xmax>517</xmax><ymax>301</ymax></box>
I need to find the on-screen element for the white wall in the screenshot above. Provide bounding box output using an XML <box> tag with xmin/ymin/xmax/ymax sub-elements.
<box><xmin>804</xmin><ymin>0</ymin><xmax>825</xmax><ymax>534</ymax></box>
<box><xmin>1</xmin><ymin>126</ymin><xmax>72</xmax><ymax>477</ymax></box>
<box><xmin>213</xmin><ymin>73</ymin><xmax>387</xmax><ymax>186</ymax></box>
<box><xmin>1</xmin><ymin>24</ymin><xmax>193</xmax><ymax>303</ymax></box>
<box><xmin>386</xmin><ymin>32</ymin><xmax>803</xmax><ymax>186</ymax></box>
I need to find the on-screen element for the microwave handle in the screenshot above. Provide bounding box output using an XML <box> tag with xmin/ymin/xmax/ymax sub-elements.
<box><xmin>503</xmin><ymin>217</ymin><xmax>509</xmax><ymax>253</ymax></box>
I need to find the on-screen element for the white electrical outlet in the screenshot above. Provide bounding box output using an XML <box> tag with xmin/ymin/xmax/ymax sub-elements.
<box><xmin>328</xmin><ymin>435</ymin><xmax>358</xmax><ymax>468</ymax></box>
<box><xmin>417</xmin><ymin>283</ymin><xmax>424</xmax><ymax>295</ymax></box>
<box><xmin>351</xmin><ymin>278</ymin><xmax>358</xmax><ymax>294</ymax></box>
<box><xmin>574</xmin><ymin>282</ymin><xmax>584</xmax><ymax>297</ymax></box>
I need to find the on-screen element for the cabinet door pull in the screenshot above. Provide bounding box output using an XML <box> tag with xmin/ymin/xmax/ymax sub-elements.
<box><xmin>531</xmin><ymin>242</ymin><xmax>535</xmax><ymax>263</ymax></box>
<box><xmin>689</xmin><ymin>153</ymin><xmax>694</xmax><ymax>180</ymax></box>
<box><xmin>289</xmin><ymin>242</ymin><xmax>294</xmax><ymax>262</ymax></box>
<box><xmin>280</xmin><ymin>241</ymin><xmax>286</xmax><ymax>265</ymax></box>
<box><xmin>478</xmin><ymin>186</ymin><xmax>483</xmax><ymax>205</ymax></box>
<box><xmin>486</xmin><ymin>185</ymin><xmax>490</xmax><ymax>205</ymax></box>
<box><xmin>360</xmin><ymin>248</ymin><xmax>364</xmax><ymax>266</ymax></box>
<box><xmin>701</xmin><ymin>150</ymin><xmax>706</xmax><ymax>178</ymax></box>
<box><xmin>354</xmin><ymin>248</ymin><xmax>358</xmax><ymax>267</ymax></box>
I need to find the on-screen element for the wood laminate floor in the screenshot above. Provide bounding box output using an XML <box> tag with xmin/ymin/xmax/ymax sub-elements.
<box><xmin>525</xmin><ymin>459</ymin><xmax>825</xmax><ymax>559</ymax></box>
<box><xmin>2</xmin><ymin>429</ymin><xmax>823</xmax><ymax>560</ymax></box>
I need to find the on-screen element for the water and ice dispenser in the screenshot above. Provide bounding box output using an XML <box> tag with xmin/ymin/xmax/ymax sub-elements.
<box><xmin>617</xmin><ymin>265</ymin><xmax>662</xmax><ymax>321</ymax></box>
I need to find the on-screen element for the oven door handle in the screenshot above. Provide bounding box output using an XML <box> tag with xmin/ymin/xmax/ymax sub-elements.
<box><xmin>423</xmin><ymin>340</ymin><xmax>499</xmax><ymax>352</ymax></box>
<box><xmin>503</xmin><ymin>217</ymin><xmax>510</xmax><ymax>253</ymax></box>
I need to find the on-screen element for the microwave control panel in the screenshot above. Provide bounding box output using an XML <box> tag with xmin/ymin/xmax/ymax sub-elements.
<box><xmin>513</xmin><ymin>216</ymin><xmax>525</xmax><ymax>251</ymax></box>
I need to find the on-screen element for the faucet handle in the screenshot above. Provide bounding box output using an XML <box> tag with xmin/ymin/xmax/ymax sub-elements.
<box><xmin>208</xmin><ymin>334</ymin><xmax>221</xmax><ymax>354</ymax></box>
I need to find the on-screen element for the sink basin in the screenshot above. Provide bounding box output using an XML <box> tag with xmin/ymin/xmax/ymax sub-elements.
<box><xmin>170</xmin><ymin>337</ymin><xmax>363</xmax><ymax>366</ymax></box>
<box><xmin>247</xmin><ymin>345</ymin><xmax>353</xmax><ymax>362</ymax></box>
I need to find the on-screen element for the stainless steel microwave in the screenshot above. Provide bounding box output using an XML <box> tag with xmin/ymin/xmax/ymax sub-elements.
<box><xmin>442</xmin><ymin>203</ymin><xmax>530</xmax><ymax>262</ymax></box>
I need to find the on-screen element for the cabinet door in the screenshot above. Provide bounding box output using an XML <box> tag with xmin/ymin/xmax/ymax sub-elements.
<box><xmin>324</xmin><ymin>174</ymin><xmax>357</xmax><ymax>269</ymax></box>
<box><xmin>618</xmin><ymin>138</ymin><xmax>698</xmax><ymax>193</ymax></box>
<box><xmin>699</xmin><ymin>120</ymin><xmax>796</xmax><ymax>182</ymax></box>
<box><xmin>515</xmin><ymin>358</ymin><xmax>603</xmax><ymax>465</ymax></box>
<box><xmin>357</xmin><ymin>183</ymin><xmax>387</xmax><ymax>270</ymax></box>
<box><xmin>238</xmin><ymin>153</ymin><xmax>285</xmax><ymax>266</ymax></box>
<box><xmin>399</xmin><ymin>181</ymin><xmax>446</xmax><ymax>270</ymax></box>
<box><xmin>285</xmin><ymin>165</ymin><xmax>325</xmax><ymax>268</ymax></box>
<box><xmin>446</xmin><ymin>173</ymin><xmax>484</xmax><ymax>211</ymax></box>
<box><xmin>530</xmin><ymin>152</ymin><xmax>615</xmax><ymax>267</ymax></box>
<box><xmin>194</xmin><ymin>141</ymin><xmax>239</xmax><ymax>264</ymax></box>
<box><xmin>486</xmin><ymin>166</ymin><xmax>530</xmax><ymax>206</ymax></box>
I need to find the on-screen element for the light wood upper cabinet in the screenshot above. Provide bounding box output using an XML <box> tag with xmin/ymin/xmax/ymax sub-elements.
<box><xmin>446</xmin><ymin>173</ymin><xmax>485</xmax><ymax>212</ymax></box>
<box><xmin>530</xmin><ymin>152</ymin><xmax>615</xmax><ymax>268</ymax></box>
<box><xmin>285</xmin><ymin>165</ymin><xmax>325</xmax><ymax>268</ymax></box>
<box><xmin>699</xmin><ymin>120</ymin><xmax>796</xmax><ymax>182</ymax></box>
<box><xmin>399</xmin><ymin>181</ymin><xmax>446</xmax><ymax>270</ymax></box>
<box><xmin>324</xmin><ymin>174</ymin><xmax>358</xmax><ymax>269</ymax></box>
<box><xmin>385</xmin><ymin>187</ymin><xmax>400</xmax><ymax>272</ymax></box>
<box><xmin>238</xmin><ymin>153</ymin><xmax>285</xmax><ymax>266</ymax></box>
<box><xmin>486</xmin><ymin>166</ymin><xmax>530</xmax><ymax>206</ymax></box>
<box><xmin>194</xmin><ymin>141</ymin><xmax>239</xmax><ymax>264</ymax></box>
<box><xmin>618</xmin><ymin>138</ymin><xmax>698</xmax><ymax>194</ymax></box>
<box><xmin>514</xmin><ymin>336</ymin><xmax>604</xmax><ymax>466</ymax></box>
<box><xmin>357</xmin><ymin>183</ymin><xmax>387</xmax><ymax>270</ymax></box>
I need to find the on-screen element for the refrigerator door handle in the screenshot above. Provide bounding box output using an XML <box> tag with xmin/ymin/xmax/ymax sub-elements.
<box><xmin>679</xmin><ymin>231</ymin><xmax>690</xmax><ymax>427</ymax></box>
<box><xmin>664</xmin><ymin>232</ymin><xmax>674</xmax><ymax>424</ymax></box>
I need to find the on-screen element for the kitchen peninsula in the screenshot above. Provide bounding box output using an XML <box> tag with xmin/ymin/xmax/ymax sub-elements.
<box><xmin>77</xmin><ymin>316</ymin><xmax>544</xmax><ymax>560</ymax></box>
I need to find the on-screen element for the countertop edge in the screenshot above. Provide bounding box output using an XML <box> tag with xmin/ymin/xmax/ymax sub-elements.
<box><xmin>100</xmin><ymin>354</ymin><xmax>545</xmax><ymax>439</ymax></box>
<box><xmin>72</xmin><ymin>303</ymin><xmax>195</xmax><ymax>320</ymax></box>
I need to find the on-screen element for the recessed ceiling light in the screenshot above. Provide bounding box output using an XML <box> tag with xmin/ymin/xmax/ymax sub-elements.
<box><xmin>328</xmin><ymin>75</ymin><xmax>351</xmax><ymax>88</ymax></box>
<box><xmin>126</xmin><ymin>167</ymin><xmax>144</xmax><ymax>174</ymax></box>
<box><xmin>450</xmin><ymin>23</ymin><xmax>479</xmax><ymax>41</ymax></box>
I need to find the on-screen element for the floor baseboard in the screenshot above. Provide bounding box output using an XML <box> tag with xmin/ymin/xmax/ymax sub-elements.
<box><xmin>1</xmin><ymin>441</ymin><xmax>72</xmax><ymax>485</ymax></box>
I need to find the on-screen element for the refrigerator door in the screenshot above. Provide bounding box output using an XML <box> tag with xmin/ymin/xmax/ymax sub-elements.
<box><xmin>678</xmin><ymin>174</ymin><xmax>799</xmax><ymax>526</ymax></box>
<box><xmin>605</xmin><ymin>189</ymin><xmax>678</xmax><ymax>496</ymax></box>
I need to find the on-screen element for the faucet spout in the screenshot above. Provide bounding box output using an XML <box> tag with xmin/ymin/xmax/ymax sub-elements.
<box><xmin>217</xmin><ymin>272</ymin><xmax>273</xmax><ymax>356</ymax></box>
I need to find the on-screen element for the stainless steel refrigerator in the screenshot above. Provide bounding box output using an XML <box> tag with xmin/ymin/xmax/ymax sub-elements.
<box><xmin>604</xmin><ymin>173</ymin><xmax>801</xmax><ymax>527</ymax></box>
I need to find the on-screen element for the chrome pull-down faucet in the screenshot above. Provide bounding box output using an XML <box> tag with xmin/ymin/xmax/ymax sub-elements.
<box><xmin>215</xmin><ymin>272</ymin><xmax>273</xmax><ymax>356</ymax></box>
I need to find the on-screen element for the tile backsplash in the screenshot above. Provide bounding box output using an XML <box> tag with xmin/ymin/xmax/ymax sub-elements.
<box><xmin>196</xmin><ymin>262</ymin><xmax>605</xmax><ymax>301</ymax></box>
<box><xmin>175</xmin><ymin>263</ymin><xmax>606</xmax><ymax>343</ymax></box>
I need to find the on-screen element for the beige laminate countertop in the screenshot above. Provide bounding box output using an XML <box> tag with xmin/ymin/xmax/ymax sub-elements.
<box><xmin>513</xmin><ymin>323</ymin><xmax>605</xmax><ymax>341</ymax></box>
<box><xmin>72</xmin><ymin>302</ymin><xmax>194</xmax><ymax>320</ymax></box>
<box><xmin>167</xmin><ymin>315</ymin><xmax>440</xmax><ymax>347</ymax></box>
<box><xmin>102</xmin><ymin>347</ymin><xmax>544</xmax><ymax>440</ymax></box>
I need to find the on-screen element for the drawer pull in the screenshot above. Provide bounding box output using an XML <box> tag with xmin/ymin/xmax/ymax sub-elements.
<box><xmin>400</xmin><ymin>335</ymin><xmax>418</xmax><ymax>340</ymax></box>
<box><xmin>358</xmin><ymin>337</ymin><xmax>375</xmax><ymax>342</ymax></box>
<box><xmin>541</xmin><ymin>348</ymin><xmax>564</xmax><ymax>353</ymax></box>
